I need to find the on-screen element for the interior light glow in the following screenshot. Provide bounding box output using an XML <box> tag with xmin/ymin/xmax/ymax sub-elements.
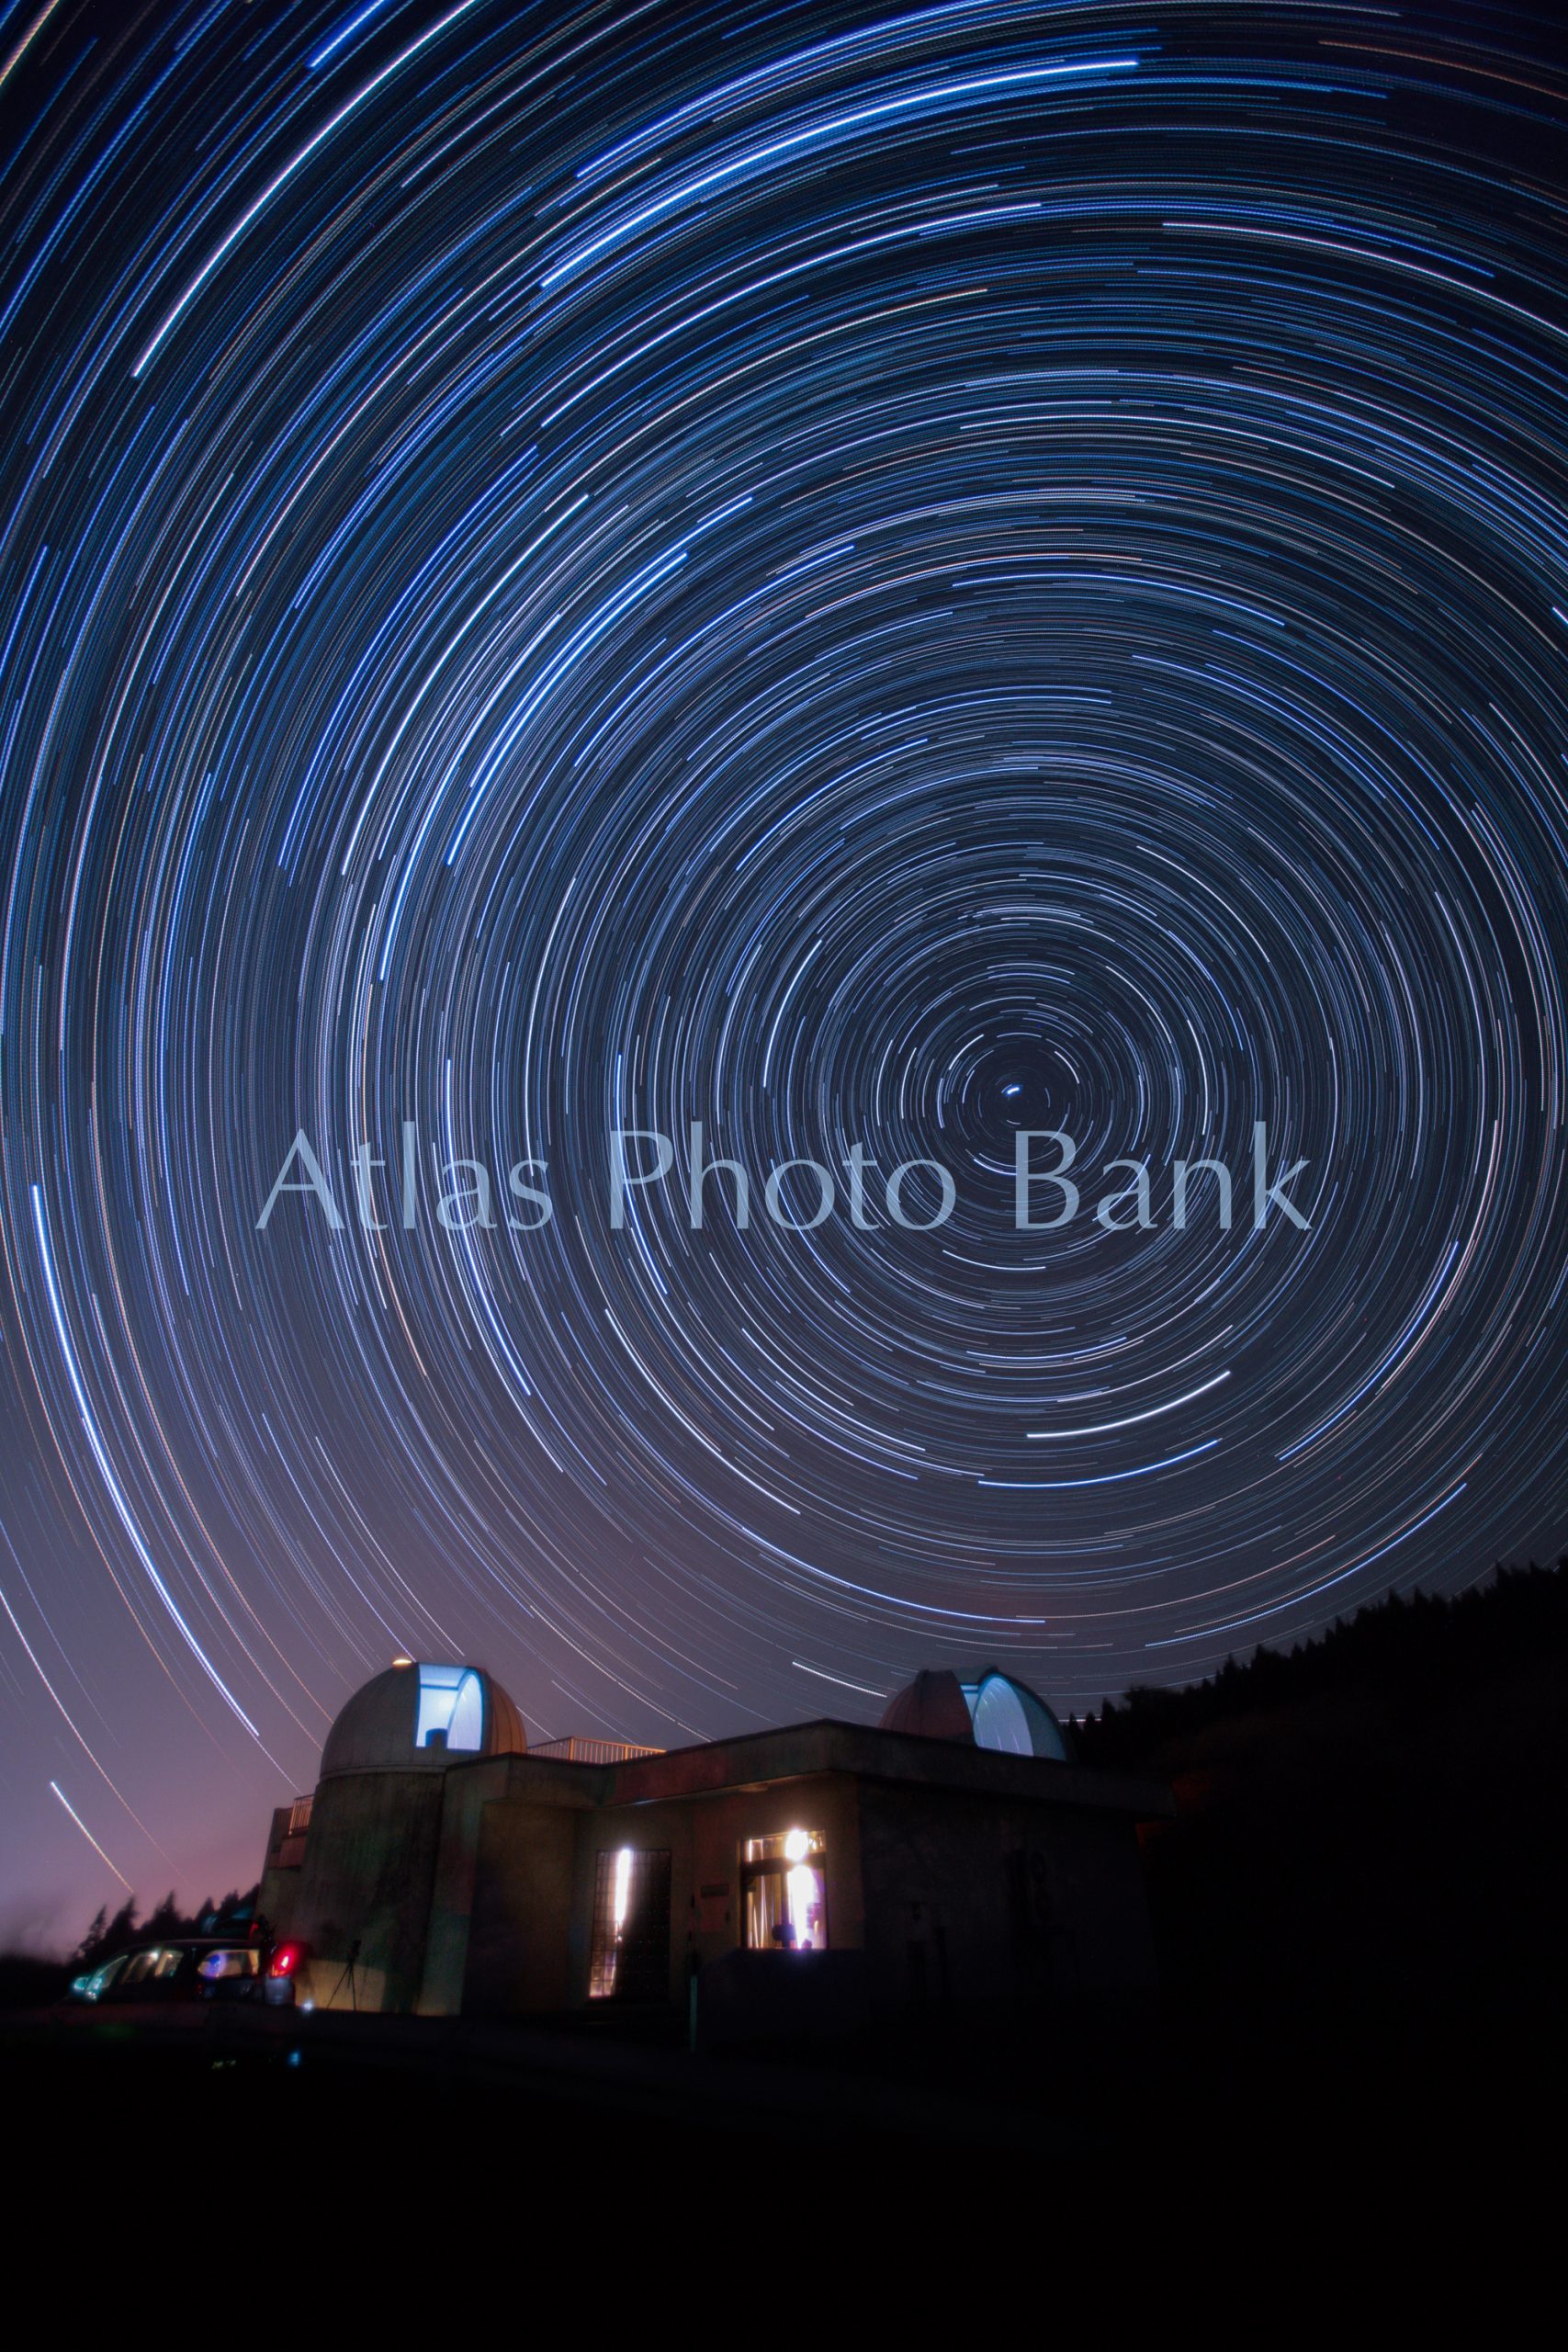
<box><xmin>414</xmin><ymin>1661</ymin><xmax>485</xmax><ymax>1749</ymax></box>
<box><xmin>786</xmin><ymin>1863</ymin><xmax>816</xmax><ymax>1944</ymax></box>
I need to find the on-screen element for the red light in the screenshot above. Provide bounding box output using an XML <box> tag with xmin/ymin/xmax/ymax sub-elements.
<box><xmin>268</xmin><ymin>1942</ymin><xmax>301</xmax><ymax>1979</ymax></box>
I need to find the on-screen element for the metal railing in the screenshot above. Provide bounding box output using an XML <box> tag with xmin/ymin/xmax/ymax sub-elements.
<box><xmin>529</xmin><ymin>1735</ymin><xmax>664</xmax><ymax>1765</ymax></box>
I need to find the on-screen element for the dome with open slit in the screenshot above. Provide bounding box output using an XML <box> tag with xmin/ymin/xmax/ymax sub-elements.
<box><xmin>318</xmin><ymin>1660</ymin><xmax>526</xmax><ymax>1778</ymax></box>
<box><xmin>878</xmin><ymin>1667</ymin><xmax>1073</xmax><ymax>1760</ymax></box>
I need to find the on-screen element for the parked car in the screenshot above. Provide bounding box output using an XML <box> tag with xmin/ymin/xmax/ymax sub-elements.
<box><xmin>260</xmin><ymin>1939</ymin><xmax>307</xmax><ymax>2006</ymax></box>
<box><xmin>65</xmin><ymin>1937</ymin><xmax>271</xmax><ymax>2005</ymax></box>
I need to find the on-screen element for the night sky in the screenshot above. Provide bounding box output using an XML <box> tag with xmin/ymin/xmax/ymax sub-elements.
<box><xmin>2</xmin><ymin>0</ymin><xmax>1566</xmax><ymax>1942</ymax></box>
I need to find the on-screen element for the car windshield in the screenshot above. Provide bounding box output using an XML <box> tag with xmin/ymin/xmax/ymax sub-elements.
<box><xmin>80</xmin><ymin>1954</ymin><xmax>128</xmax><ymax>1997</ymax></box>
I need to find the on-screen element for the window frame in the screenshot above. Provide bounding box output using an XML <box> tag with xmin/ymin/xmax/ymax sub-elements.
<box><xmin>739</xmin><ymin>1827</ymin><xmax>829</xmax><ymax>1953</ymax></box>
<box><xmin>587</xmin><ymin>1846</ymin><xmax>672</xmax><ymax>2003</ymax></box>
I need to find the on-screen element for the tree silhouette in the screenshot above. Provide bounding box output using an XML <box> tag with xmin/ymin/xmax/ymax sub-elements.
<box><xmin>73</xmin><ymin>1906</ymin><xmax>107</xmax><ymax>1965</ymax></box>
<box><xmin>63</xmin><ymin>1883</ymin><xmax>260</xmax><ymax>1973</ymax></box>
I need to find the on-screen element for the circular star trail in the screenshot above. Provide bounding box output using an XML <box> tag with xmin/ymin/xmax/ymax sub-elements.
<box><xmin>2</xmin><ymin>0</ymin><xmax>1566</xmax><ymax>1905</ymax></box>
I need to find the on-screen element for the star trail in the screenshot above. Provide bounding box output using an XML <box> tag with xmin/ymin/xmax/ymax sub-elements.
<box><xmin>1</xmin><ymin>0</ymin><xmax>1566</xmax><ymax>1926</ymax></box>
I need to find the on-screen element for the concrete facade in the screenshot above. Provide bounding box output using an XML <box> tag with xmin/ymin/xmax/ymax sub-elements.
<box><xmin>258</xmin><ymin>1662</ymin><xmax>1171</xmax><ymax>2039</ymax></box>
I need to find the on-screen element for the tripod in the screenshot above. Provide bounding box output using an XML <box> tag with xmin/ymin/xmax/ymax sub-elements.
<box><xmin>330</xmin><ymin>1937</ymin><xmax>361</xmax><ymax>2013</ymax></box>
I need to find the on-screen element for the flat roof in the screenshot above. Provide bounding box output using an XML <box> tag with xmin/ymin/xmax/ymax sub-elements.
<box><xmin>440</xmin><ymin>1716</ymin><xmax>1172</xmax><ymax>1820</ymax></box>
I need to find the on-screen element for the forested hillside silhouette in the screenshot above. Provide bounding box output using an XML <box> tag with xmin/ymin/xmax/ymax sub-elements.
<box><xmin>1077</xmin><ymin>1559</ymin><xmax>1568</xmax><ymax>2109</ymax></box>
<box><xmin>73</xmin><ymin>1883</ymin><xmax>260</xmax><ymax>1974</ymax></box>
<box><xmin>1077</xmin><ymin>1558</ymin><xmax>1568</xmax><ymax>1770</ymax></box>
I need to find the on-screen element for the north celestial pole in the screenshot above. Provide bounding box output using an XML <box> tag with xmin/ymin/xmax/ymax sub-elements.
<box><xmin>1</xmin><ymin>0</ymin><xmax>1565</xmax><ymax>1930</ymax></box>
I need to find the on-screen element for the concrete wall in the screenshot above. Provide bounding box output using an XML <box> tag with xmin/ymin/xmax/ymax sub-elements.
<box><xmin>456</xmin><ymin>1768</ymin><xmax>866</xmax><ymax>2015</ymax></box>
<box><xmin>856</xmin><ymin>1778</ymin><xmax>1159</xmax><ymax>2017</ymax></box>
<box><xmin>256</xmin><ymin>1804</ymin><xmax>307</xmax><ymax>1946</ymax></box>
<box><xmin>462</xmin><ymin>1786</ymin><xmax>595</xmax><ymax>2015</ymax></box>
<box><xmin>579</xmin><ymin>1768</ymin><xmax>865</xmax><ymax>2005</ymax></box>
<box><xmin>415</xmin><ymin>1757</ymin><xmax>518</xmax><ymax>2015</ymax></box>
<box><xmin>257</xmin><ymin>1860</ymin><xmax>301</xmax><ymax>1944</ymax></box>
<box><xmin>291</xmin><ymin>1769</ymin><xmax>447</xmax><ymax>2012</ymax></box>
<box><xmin>272</xmin><ymin>1738</ymin><xmax>1162</xmax><ymax>2027</ymax></box>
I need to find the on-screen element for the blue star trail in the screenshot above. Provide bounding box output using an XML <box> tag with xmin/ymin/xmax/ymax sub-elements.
<box><xmin>1</xmin><ymin>0</ymin><xmax>1565</xmax><ymax>1923</ymax></box>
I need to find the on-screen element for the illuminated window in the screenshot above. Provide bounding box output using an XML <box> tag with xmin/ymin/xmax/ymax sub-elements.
<box><xmin>415</xmin><ymin>1662</ymin><xmax>484</xmax><ymax>1751</ymax></box>
<box><xmin>588</xmin><ymin>1849</ymin><xmax>671</xmax><ymax>2001</ymax></box>
<box><xmin>121</xmin><ymin>1946</ymin><xmax>185</xmax><ymax>1985</ymax></box>
<box><xmin>741</xmin><ymin>1828</ymin><xmax>829</xmax><ymax>1952</ymax></box>
<box><xmin>197</xmin><ymin>1948</ymin><xmax>258</xmax><ymax>1980</ymax></box>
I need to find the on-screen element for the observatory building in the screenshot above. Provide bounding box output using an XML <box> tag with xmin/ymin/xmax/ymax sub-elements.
<box><xmin>258</xmin><ymin>1657</ymin><xmax>1169</xmax><ymax>2035</ymax></box>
